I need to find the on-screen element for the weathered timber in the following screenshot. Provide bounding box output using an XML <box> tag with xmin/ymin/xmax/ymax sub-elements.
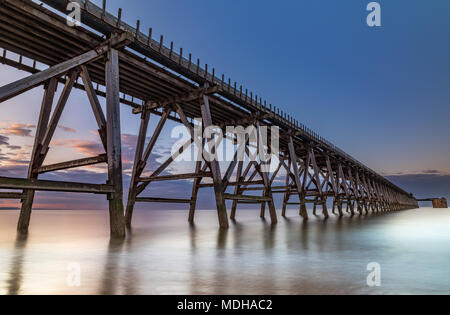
<box><xmin>223</xmin><ymin>194</ymin><xmax>271</xmax><ymax>202</ymax></box>
<box><xmin>37</xmin><ymin>155</ymin><xmax>107</xmax><ymax>174</ymax></box>
<box><xmin>135</xmin><ymin>197</ymin><xmax>192</xmax><ymax>204</ymax></box>
<box><xmin>105</xmin><ymin>48</ymin><xmax>126</xmax><ymax>238</ymax></box>
<box><xmin>0</xmin><ymin>177</ymin><xmax>114</xmax><ymax>193</ymax></box>
<box><xmin>0</xmin><ymin>192</ymin><xmax>25</xmax><ymax>200</ymax></box>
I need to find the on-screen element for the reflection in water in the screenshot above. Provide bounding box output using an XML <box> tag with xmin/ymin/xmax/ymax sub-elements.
<box><xmin>6</xmin><ymin>234</ymin><xmax>28</xmax><ymax>295</ymax></box>
<box><xmin>1</xmin><ymin>208</ymin><xmax>450</xmax><ymax>294</ymax></box>
<box><xmin>99</xmin><ymin>238</ymin><xmax>125</xmax><ymax>295</ymax></box>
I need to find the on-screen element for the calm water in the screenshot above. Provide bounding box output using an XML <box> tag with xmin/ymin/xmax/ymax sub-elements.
<box><xmin>0</xmin><ymin>207</ymin><xmax>449</xmax><ymax>295</ymax></box>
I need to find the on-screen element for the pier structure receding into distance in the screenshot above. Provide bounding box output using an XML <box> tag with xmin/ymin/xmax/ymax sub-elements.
<box><xmin>0</xmin><ymin>0</ymin><xmax>418</xmax><ymax>237</ymax></box>
<box><xmin>417</xmin><ymin>198</ymin><xmax>448</xmax><ymax>209</ymax></box>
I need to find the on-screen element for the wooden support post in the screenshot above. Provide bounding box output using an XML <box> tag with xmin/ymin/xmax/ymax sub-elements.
<box><xmin>189</xmin><ymin>136</ymin><xmax>208</xmax><ymax>223</ymax></box>
<box><xmin>201</xmin><ymin>92</ymin><xmax>229</xmax><ymax>229</ymax></box>
<box><xmin>125</xmin><ymin>108</ymin><xmax>150</xmax><ymax>227</ymax></box>
<box><xmin>337</xmin><ymin>198</ymin><xmax>344</xmax><ymax>217</ymax></box>
<box><xmin>230</xmin><ymin>160</ymin><xmax>243</xmax><ymax>220</ymax></box>
<box><xmin>288</xmin><ymin>137</ymin><xmax>308</xmax><ymax>220</ymax></box>
<box><xmin>105</xmin><ymin>48</ymin><xmax>125</xmax><ymax>238</ymax></box>
<box><xmin>322</xmin><ymin>199</ymin><xmax>328</xmax><ymax>218</ymax></box>
<box><xmin>257</xmin><ymin>123</ymin><xmax>277</xmax><ymax>224</ymax></box>
<box><xmin>310</xmin><ymin>149</ymin><xmax>328</xmax><ymax>218</ymax></box>
<box><xmin>189</xmin><ymin>160</ymin><xmax>203</xmax><ymax>223</ymax></box>
<box><xmin>282</xmin><ymin>158</ymin><xmax>291</xmax><ymax>217</ymax></box>
<box><xmin>17</xmin><ymin>78</ymin><xmax>57</xmax><ymax>233</ymax></box>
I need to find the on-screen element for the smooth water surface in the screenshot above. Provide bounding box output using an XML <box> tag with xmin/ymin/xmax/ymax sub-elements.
<box><xmin>0</xmin><ymin>207</ymin><xmax>449</xmax><ymax>295</ymax></box>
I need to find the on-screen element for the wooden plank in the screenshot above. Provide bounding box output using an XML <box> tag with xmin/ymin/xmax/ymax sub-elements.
<box><xmin>223</xmin><ymin>194</ymin><xmax>270</xmax><ymax>202</ymax></box>
<box><xmin>37</xmin><ymin>154</ymin><xmax>107</xmax><ymax>174</ymax></box>
<box><xmin>0</xmin><ymin>177</ymin><xmax>114</xmax><ymax>193</ymax></box>
<box><xmin>0</xmin><ymin>192</ymin><xmax>25</xmax><ymax>199</ymax></box>
<box><xmin>135</xmin><ymin>197</ymin><xmax>191</xmax><ymax>204</ymax></box>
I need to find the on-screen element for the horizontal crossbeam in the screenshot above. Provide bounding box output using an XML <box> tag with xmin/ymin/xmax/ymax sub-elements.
<box><xmin>223</xmin><ymin>194</ymin><xmax>271</xmax><ymax>202</ymax></box>
<box><xmin>37</xmin><ymin>154</ymin><xmax>107</xmax><ymax>174</ymax></box>
<box><xmin>198</xmin><ymin>180</ymin><xmax>265</xmax><ymax>188</ymax></box>
<box><xmin>0</xmin><ymin>177</ymin><xmax>114</xmax><ymax>194</ymax></box>
<box><xmin>0</xmin><ymin>192</ymin><xmax>25</xmax><ymax>199</ymax></box>
<box><xmin>139</xmin><ymin>172</ymin><xmax>212</xmax><ymax>183</ymax></box>
<box><xmin>135</xmin><ymin>197</ymin><xmax>192</xmax><ymax>204</ymax></box>
<box><xmin>133</xmin><ymin>85</ymin><xmax>222</xmax><ymax>114</ymax></box>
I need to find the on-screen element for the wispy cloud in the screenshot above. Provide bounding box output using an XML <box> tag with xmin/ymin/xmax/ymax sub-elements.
<box><xmin>58</xmin><ymin>126</ymin><xmax>77</xmax><ymax>133</ymax></box>
<box><xmin>0</xmin><ymin>123</ymin><xmax>35</xmax><ymax>137</ymax></box>
<box><xmin>51</xmin><ymin>139</ymin><xmax>104</xmax><ymax>156</ymax></box>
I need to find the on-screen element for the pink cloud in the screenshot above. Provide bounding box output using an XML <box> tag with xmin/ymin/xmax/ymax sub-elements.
<box><xmin>0</xmin><ymin>123</ymin><xmax>35</xmax><ymax>137</ymax></box>
<box><xmin>52</xmin><ymin>139</ymin><xmax>104</xmax><ymax>156</ymax></box>
<box><xmin>58</xmin><ymin>126</ymin><xmax>77</xmax><ymax>133</ymax></box>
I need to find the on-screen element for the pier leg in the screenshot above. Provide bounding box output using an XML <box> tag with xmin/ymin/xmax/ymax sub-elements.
<box><xmin>349</xmin><ymin>199</ymin><xmax>355</xmax><ymax>216</ymax></box>
<box><xmin>300</xmin><ymin>200</ymin><xmax>308</xmax><ymax>219</ymax></box>
<box><xmin>322</xmin><ymin>199</ymin><xmax>329</xmax><ymax>218</ymax></box>
<box><xmin>106</xmin><ymin>48</ymin><xmax>125</xmax><ymax>238</ymax></box>
<box><xmin>357</xmin><ymin>199</ymin><xmax>363</xmax><ymax>215</ymax></box>
<box><xmin>337</xmin><ymin>198</ymin><xmax>344</xmax><ymax>217</ymax></box>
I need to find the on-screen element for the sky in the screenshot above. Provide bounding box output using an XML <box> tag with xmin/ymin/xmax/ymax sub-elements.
<box><xmin>0</xmin><ymin>0</ymin><xmax>449</xmax><ymax>210</ymax></box>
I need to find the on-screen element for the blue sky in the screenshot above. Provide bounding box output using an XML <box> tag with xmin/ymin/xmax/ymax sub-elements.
<box><xmin>0</xmin><ymin>0</ymin><xmax>449</xmax><ymax>209</ymax></box>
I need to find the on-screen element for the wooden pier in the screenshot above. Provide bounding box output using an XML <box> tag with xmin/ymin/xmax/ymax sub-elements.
<box><xmin>0</xmin><ymin>0</ymin><xmax>419</xmax><ymax>237</ymax></box>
